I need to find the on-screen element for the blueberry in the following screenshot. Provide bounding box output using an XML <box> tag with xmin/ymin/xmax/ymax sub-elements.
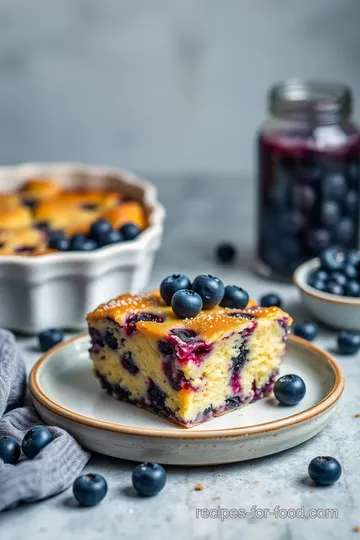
<box><xmin>293</xmin><ymin>322</ymin><xmax>318</xmax><ymax>341</ymax></box>
<box><xmin>0</xmin><ymin>438</ymin><xmax>21</xmax><ymax>464</ymax></box>
<box><xmin>70</xmin><ymin>234</ymin><xmax>87</xmax><ymax>251</ymax></box>
<box><xmin>48</xmin><ymin>234</ymin><xmax>69</xmax><ymax>251</ymax></box>
<box><xmin>171</xmin><ymin>289</ymin><xmax>203</xmax><ymax>319</ymax></box>
<box><xmin>314</xmin><ymin>269</ymin><xmax>329</xmax><ymax>282</ymax></box>
<box><xmin>22</xmin><ymin>426</ymin><xmax>53</xmax><ymax>458</ymax></box>
<box><xmin>97</xmin><ymin>230</ymin><xmax>124</xmax><ymax>247</ymax></box>
<box><xmin>274</xmin><ymin>374</ymin><xmax>306</xmax><ymax>406</ymax></box>
<box><xmin>329</xmin><ymin>272</ymin><xmax>347</xmax><ymax>287</ymax></box>
<box><xmin>119</xmin><ymin>223</ymin><xmax>141</xmax><ymax>241</ymax></box>
<box><xmin>89</xmin><ymin>219</ymin><xmax>112</xmax><ymax>241</ymax></box>
<box><xmin>320</xmin><ymin>201</ymin><xmax>340</xmax><ymax>228</ymax></box>
<box><xmin>259</xmin><ymin>292</ymin><xmax>282</xmax><ymax>308</ymax></box>
<box><xmin>344</xmin><ymin>190</ymin><xmax>358</xmax><ymax>215</ymax></box>
<box><xmin>132</xmin><ymin>462</ymin><xmax>167</xmax><ymax>497</ymax></box>
<box><xmin>293</xmin><ymin>185</ymin><xmax>316</xmax><ymax>211</ymax></box>
<box><xmin>306</xmin><ymin>229</ymin><xmax>330</xmax><ymax>252</ymax></box>
<box><xmin>38</xmin><ymin>328</ymin><xmax>64</xmax><ymax>352</ymax></box>
<box><xmin>311</xmin><ymin>279</ymin><xmax>327</xmax><ymax>292</ymax></box>
<box><xmin>326</xmin><ymin>282</ymin><xmax>344</xmax><ymax>296</ymax></box>
<box><xmin>279</xmin><ymin>211</ymin><xmax>303</xmax><ymax>234</ymax></box>
<box><xmin>345</xmin><ymin>280</ymin><xmax>360</xmax><ymax>297</ymax></box>
<box><xmin>192</xmin><ymin>274</ymin><xmax>225</xmax><ymax>309</ymax></box>
<box><xmin>215</xmin><ymin>242</ymin><xmax>236</xmax><ymax>264</ymax></box>
<box><xmin>308</xmin><ymin>456</ymin><xmax>342</xmax><ymax>486</ymax></box>
<box><xmin>337</xmin><ymin>331</ymin><xmax>360</xmax><ymax>355</ymax></box>
<box><xmin>343</xmin><ymin>264</ymin><xmax>357</xmax><ymax>280</ymax></box>
<box><xmin>73</xmin><ymin>473</ymin><xmax>108</xmax><ymax>506</ymax></box>
<box><xmin>160</xmin><ymin>274</ymin><xmax>192</xmax><ymax>305</ymax></box>
<box><xmin>344</xmin><ymin>250</ymin><xmax>359</xmax><ymax>266</ymax></box>
<box><xmin>220</xmin><ymin>286</ymin><xmax>249</xmax><ymax>309</ymax></box>
<box><xmin>323</xmin><ymin>173</ymin><xmax>347</xmax><ymax>200</ymax></box>
<box><xmin>335</xmin><ymin>218</ymin><xmax>355</xmax><ymax>244</ymax></box>
<box><xmin>319</xmin><ymin>248</ymin><xmax>344</xmax><ymax>272</ymax></box>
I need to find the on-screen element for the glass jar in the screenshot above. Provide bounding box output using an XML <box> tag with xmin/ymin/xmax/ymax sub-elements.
<box><xmin>256</xmin><ymin>80</ymin><xmax>360</xmax><ymax>280</ymax></box>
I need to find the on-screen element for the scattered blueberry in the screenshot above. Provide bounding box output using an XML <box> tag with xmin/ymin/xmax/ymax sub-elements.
<box><xmin>308</xmin><ymin>456</ymin><xmax>342</xmax><ymax>486</ymax></box>
<box><xmin>337</xmin><ymin>331</ymin><xmax>360</xmax><ymax>355</ymax></box>
<box><xmin>97</xmin><ymin>229</ymin><xmax>124</xmax><ymax>247</ymax></box>
<box><xmin>132</xmin><ymin>462</ymin><xmax>167</xmax><ymax>496</ymax></box>
<box><xmin>22</xmin><ymin>426</ymin><xmax>53</xmax><ymax>459</ymax></box>
<box><xmin>344</xmin><ymin>250</ymin><xmax>359</xmax><ymax>267</ymax></box>
<box><xmin>192</xmin><ymin>274</ymin><xmax>225</xmax><ymax>309</ymax></box>
<box><xmin>171</xmin><ymin>289</ymin><xmax>203</xmax><ymax>319</ymax></box>
<box><xmin>343</xmin><ymin>264</ymin><xmax>357</xmax><ymax>280</ymax></box>
<box><xmin>345</xmin><ymin>280</ymin><xmax>360</xmax><ymax>297</ymax></box>
<box><xmin>326</xmin><ymin>282</ymin><xmax>344</xmax><ymax>296</ymax></box>
<box><xmin>119</xmin><ymin>223</ymin><xmax>141</xmax><ymax>241</ymax></box>
<box><xmin>220</xmin><ymin>285</ymin><xmax>249</xmax><ymax>309</ymax></box>
<box><xmin>0</xmin><ymin>438</ymin><xmax>21</xmax><ymax>464</ymax></box>
<box><xmin>273</xmin><ymin>374</ymin><xmax>306</xmax><ymax>406</ymax></box>
<box><xmin>259</xmin><ymin>292</ymin><xmax>282</xmax><ymax>308</ymax></box>
<box><xmin>319</xmin><ymin>248</ymin><xmax>344</xmax><ymax>272</ymax></box>
<box><xmin>89</xmin><ymin>219</ymin><xmax>112</xmax><ymax>241</ymax></box>
<box><xmin>293</xmin><ymin>322</ymin><xmax>318</xmax><ymax>341</ymax></box>
<box><xmin>215</xmin><ymin>242</ymin><xmax>236</xmax><ymax>264</ymax></box>
<box><xmin>48</xmin><ymin>233</ymin><xmax>70</xmax><ymax>251</ymax></box>
<box><xmin>160</xmin><ymin>274</ymin><xmax>192</xmax><ymax>305</ymax></box>
<box><xmin>73</xmin><ymin>473</ymin><xmax>108</xmax><ymax>506</ymax></box>
<box><xmin>329</xmin><ymin>272</ymin><xmax>347</xmax><ymax>287</ymax></box>
<box><xmin>69</xmin><ymin>235</ymin><xmax>98</xmax><ymax>251</ymax></box>
<box><xmin>38</xmin><ymin>328</ymin><xmax>64</xmax><ymax>352</ymax></box>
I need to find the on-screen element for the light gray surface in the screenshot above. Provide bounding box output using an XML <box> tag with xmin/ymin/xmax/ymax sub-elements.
<box><xmin>1</xmin><ymin>1</ymin><xmax>360</xmax><ymax>175</ymax></box>
<box><xmin>0</xmin><ymin>177</ymin><xmax>359</xmax><ymax>539</ymax></box>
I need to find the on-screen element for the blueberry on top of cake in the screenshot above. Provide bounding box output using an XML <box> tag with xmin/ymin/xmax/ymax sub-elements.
<box><xmin>87</xmin><ymin>277</ymin><xmax>292</xmax><ymax>428</ymax></box>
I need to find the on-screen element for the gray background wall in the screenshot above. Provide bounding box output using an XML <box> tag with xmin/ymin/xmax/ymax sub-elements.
<box><xmin>0</xmin><ymin>0</ymin><xmax>359</xmax><ymax>178</ymax></box>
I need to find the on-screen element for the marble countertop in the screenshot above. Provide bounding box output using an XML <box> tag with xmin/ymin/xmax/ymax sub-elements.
<box><xmin>0</xmin><ymin>177</ymin><xmax>359</xmax><ymax>540</ymax></box>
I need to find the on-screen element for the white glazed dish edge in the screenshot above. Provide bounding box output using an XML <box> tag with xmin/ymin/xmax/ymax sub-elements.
<box><xmin>294</xmin><ymin>257</ymin><xmax>360</xmax><ymax>330</ymax></box>
<box><xmin>0</xmin><ymin>163</ymin><xmax>165</xmax><ymax>333</ymax></box>
<box><xmin>29</xmin><ymin>334</ymin><xmax>344</xmax><ymax>465</ymax></box>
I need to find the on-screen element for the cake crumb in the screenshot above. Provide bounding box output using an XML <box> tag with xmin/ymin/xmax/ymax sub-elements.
<box><xmin>354</xmin><ymin>526</ymin><xmax>360</xmax><ymax>533</ymax></box>
<box><xmin>354</xmin><ymin>413</ymin><xmax>360</xmax><ymax>418</ymax></box>
<box><xmin>194</xmin><ymin>483</ymin><xmax>205</xmax><ymax>491</ymax></box>
<box><xmin>255</xmin><ymin>480</ymin><xmax>260</xmax><ymax>484</ymax></box>
<box><xmin>214</xmin><ymin>496</ymin><xmax>220</xmax><ymax>500</ymax></box>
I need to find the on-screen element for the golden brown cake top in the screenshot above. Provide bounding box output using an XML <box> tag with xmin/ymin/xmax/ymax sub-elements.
<box><xmin>87</xmin><ymin>291</ymin><xmax>292</xmax><ymax>341</ymax></box>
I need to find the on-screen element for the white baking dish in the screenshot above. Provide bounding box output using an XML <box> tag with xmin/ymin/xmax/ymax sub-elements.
<box><xmin>0</xmin><ymin>163</ymin><xmax>165</xmax><ymax>333</ymax></box>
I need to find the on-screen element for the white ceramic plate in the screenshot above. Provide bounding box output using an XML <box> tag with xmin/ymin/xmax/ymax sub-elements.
<box><xmin>29</xmin><ymin>334</ymin><xmax>344</xmax><ymax>466</ymax></box>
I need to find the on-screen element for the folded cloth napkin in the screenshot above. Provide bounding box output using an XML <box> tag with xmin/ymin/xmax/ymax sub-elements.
<box><xmin>0</xmin><ymin>329</ymin><xmax>90</xmax><ymax>512</ymax></box>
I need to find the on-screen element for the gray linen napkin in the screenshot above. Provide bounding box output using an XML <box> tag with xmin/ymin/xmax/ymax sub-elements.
<box><xmin>0</xmin><ymin>329</ymin><xmax>90</xmax><ymax>511</ymax></box>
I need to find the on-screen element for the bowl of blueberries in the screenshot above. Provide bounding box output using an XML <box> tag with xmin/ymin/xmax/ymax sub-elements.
<box><xmin>294</xmin><ymin>247</ymin><xmax>360</xmax><ymax>330</ymax></box>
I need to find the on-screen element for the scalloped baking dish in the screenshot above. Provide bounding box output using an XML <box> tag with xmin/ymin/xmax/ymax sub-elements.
<box><xmin>0</xmin><ymin>163</ymin><xmax>165</xmax><ymax>333</ymax></box>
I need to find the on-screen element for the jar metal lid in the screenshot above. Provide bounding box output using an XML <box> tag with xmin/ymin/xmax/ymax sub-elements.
<box><xmin>269</xmin><ymin>80</ymin><xmax>352</xmax><ymax>121</ymax></box>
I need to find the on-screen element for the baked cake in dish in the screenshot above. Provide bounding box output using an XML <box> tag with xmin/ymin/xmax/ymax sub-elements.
<box><xmin>87</xmin><ymin>291</ymin><xmax>292</xmax><ymax>427</ymax></box>
<box><xmin>0</xmin><ymin>178</ymin><xmax>147</xmax><ymax>255</ymax></box>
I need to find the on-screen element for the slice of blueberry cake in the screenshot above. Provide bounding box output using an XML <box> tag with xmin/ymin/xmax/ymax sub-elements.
<box><xmin>87</xmin><ymin>290</ymin><xmax>292</xmax><ymax>427</ymax></box>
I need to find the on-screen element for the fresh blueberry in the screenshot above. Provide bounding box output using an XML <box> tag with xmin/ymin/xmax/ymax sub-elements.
<box><xmin>259</xmin><ymin>292</ymin><xmax>282</xmax><ymax>308</ymax></box>
<box><xmin>337</xmin><ymin>331</ymin><xmax>360</xmax><ymax>355</ymax></box>
<box><xmin>89</xmin><ymin>219</ymin><xmax>112</xmax><ymax>241</ymax></box>
<box><xmin>160</xmin><ymin>274</ymin><xmax>192</xmax><ymax>305</ymax></box>
<box><xmin>48</xmin><ymin>233</ymin><xmax>69</xmax><ymax>251</ymax></box>
<box><xmin>171</xmin><ymin>289</ymin><xmax>203</xmax><ymax>319</ymax></box>
<box><xmin>132</xmin><ymin>462</ymin><xmax>167</xmax><ymax>497</ymax></box>
<box><xmin>323</xmin><ymin>173</ymin><xmax>347</xmax><ymax>200</ymax></box>
<box><xmin>38</xmin><ymin>328</ymin><xmax>64</xmax><ymax>352</ymax></box>
<box><xmin>308</xmin><ymin>456</ymin><xmax>342</xmax><ymax>486</ymax></box>
<box><xmin>306</xmin><ymin>229</ymin><xmax>330</xmax><ymax>252</ymax></box>
<box><xmin>293</xmin><ymin>322</ymin><xmax>318</xmax><ymax>341</ymax></box>
<box><xmin>344</xmin><ymin>190</ymin><xmax>358</xmax><ymax>215</ymax></box>
<box><xmin>345</xmin><ymin>280</ymin><xmax>360</xmax><ymax>297</ymax></box>
<box><xmin>320</xmin><ymin>201</ymin><xmax>340</xmax><ymax>228</ymax></box>
<box><xmin>274</xmin><ymin>374</ymin><xmax>306</xmax><ymax>406</ymax></box>
<box><xmin>22</xmin><ymin>426</ymin><xmax>53</xmax><ymax>458</ymax></box>
<box><xmin>314</xmin><ymin>269</ymin><xmax>329</xmax><ymax>282</ymax></box>
<box><xmin>335</xmin><ymin>217</ymin><xmax>355</xmax><ymax>244</ymax></box>
<box><xmin>192</xmin><ymin>274</ymin><xmax>225</xmax><ymax>309</ymax></box>
<box><xmin>326</xmin><ymin>282</ymin><xmax>344</xmax><ymax>296</ymax></box>
<box><xmin>215</xmin><ymin>242</ymin><xmax>237</xmax><ymax>264</ymax></box>
<box><xmin>70</xmin><ymin>234</ymin><xmax>87</xmax><ymax>251</ymax></box>
<box><xmin>0</xmin><ymin>438</ymin><xmax>21</xmax><ymax>464</ymax></box>
<box><xmin>311</xmin><ymin>279</ymin><xmax>327</xmax><ymax>292</ymax></box>
<box><xmin>73</xmin><ymin>473</ymin><xmax>108</xmax><ymax>506</ymax></box>
<box><xmin>119</xmin><ymin>223</ymin><xmax>141</xmax><ymax>241</ymax></box>
<box><xmin>97</xmin><ymin>229</ymin><xmax>124</xmax><ymax>247</ymax></box>
<box><xmin>319</xmin><ymin>248</ymin><xmax>344</xmax><ymax>272</ymax></box>
<box><xmin>343</xmin><ymin>264</ymin><xmax>357</xmax><ymax>280</ymax></box>
<box><xmin>220</xmin><ymin>286</ymin><xmax>249</xmax><ymax>309</ymax></box>
<box><xmin>344</xmin><ymin>250</ymin><xmax>360</xmax><ymax>266</ymax></box>
<box><xmin>329</xmin><ymin>272</ymin><xmax>347</xmax><ymax>287</ymax></box>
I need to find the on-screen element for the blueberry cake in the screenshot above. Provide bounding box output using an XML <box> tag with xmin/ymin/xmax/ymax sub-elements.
<box><xmin>0</xmin><ymin>178</ymin><xmax>147</xmax><ymax>255</ymax></box>
<box><xmin>87</xmin><ymin>292</ymin><xmax>292</xmax><ymax>427</ymax></box>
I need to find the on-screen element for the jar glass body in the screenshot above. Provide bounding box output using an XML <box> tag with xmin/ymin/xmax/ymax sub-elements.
<box><xmin>256</xmin><ymin>83</ymin><xmax>360</xmax><ymax>280</ymax></box>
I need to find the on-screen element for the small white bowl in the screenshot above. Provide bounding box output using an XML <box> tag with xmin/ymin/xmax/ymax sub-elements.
<box><xmin>0</xmin><ymin>163</ymin><xmax>165</xmax><ymax>333</ymax></box>
<box><xmin>294</xmin><ymin>258</ymin><xmax>360</xmax><ymax>330</ymax></box>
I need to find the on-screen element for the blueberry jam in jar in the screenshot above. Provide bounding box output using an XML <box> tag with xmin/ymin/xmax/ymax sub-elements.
<box><xmin>256</xmin><ymin>80</ymin><xmax>360</xmax><ymax>279</ymax></box>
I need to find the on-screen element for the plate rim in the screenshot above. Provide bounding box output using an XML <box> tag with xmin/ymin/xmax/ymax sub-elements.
<box><xmin>29</xmin><ymin>333</ymin><xmax>345</xmax><ymax>440</ymax></box>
